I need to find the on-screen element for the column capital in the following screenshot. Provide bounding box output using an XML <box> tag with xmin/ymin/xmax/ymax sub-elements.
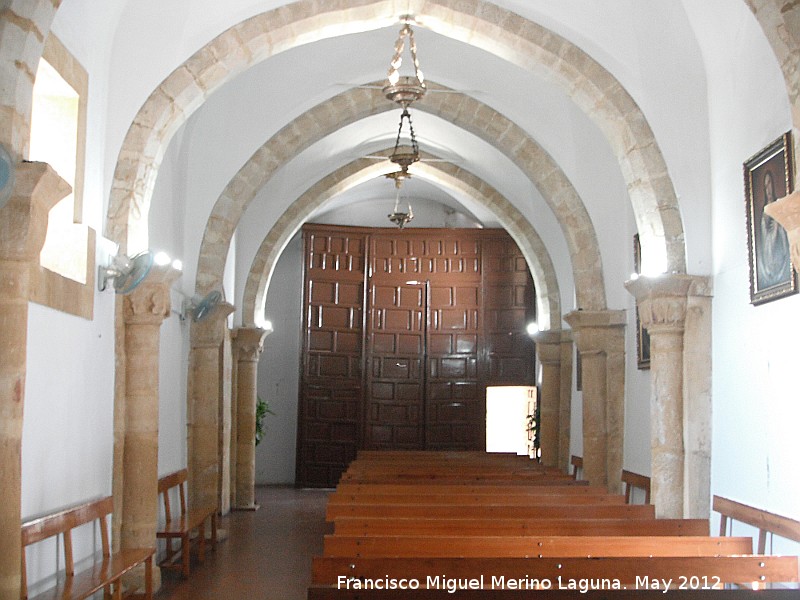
<box><xmin>123</xmin><ymin>265</ymin><xmax>182</xmax><ymax>326</ymax></box>
<box><xmin>0</xmin><ymin>162</ymin><xmax>70</xmax><ymax>261</ymax></box>
<box><xmin>191</xmin><ymin>301</ymin><xmax>235</xmax><ymax>347</ymax></box>
<box><xmin>233</xmin><ymin>327</ymin><xmax>269</xmax><ymax>361</ymax></box>
<box><xmin>532</xmin><ymin>329</ymin><xmax>563</xmax><ymax>363</ymax></box>
<box><xmin>563</xmin><ymin>310</ymin><xmax>626</xmax><ymax>354</ymax></box>
<box><xmin>765</xmin><ymin>189</ymin><xmax>800</xmax><ymax>272</ymax></box>
<box><xmin>625</xmin><ymin>274</ymin><xmax>711</xmax><ymax>333</ymax></box>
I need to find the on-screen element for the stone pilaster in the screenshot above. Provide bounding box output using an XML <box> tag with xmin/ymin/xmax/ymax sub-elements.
<box><xmin>0</xmin><ymin>163</ymin><xmax>69</xmax><ymax>600</ymax></box>
<box><xmin>532</xmin><ymin>330</ymin><xmax>562</xmax><ymax>467</ymax></box>
<box><xmin>764</xmin><ymin>189</ymin><xmax>800</xmax><ymax>272</ymax></box>
<box><xmin>563</xmin><ymin>310</ymin><xmax>626</xmax><ymax>493</ymax></box>
<box><xmin>231</xmin><ymin>327</ymin><xmax>269</xmax><ymax>510</ymax></box>
<box><xmin>187</xmin><ymin>301</ymin><xmax>234</xmax><ymax>517</ymax></box>
<box><xmin>120</xmin><ymin>264</ymin><xmax>180</xmax><ymax>591</ymax></box>
<box><xmin>558</xmin><ymin>330</ymin><xmax>574</xmax><ymax>473</ymax></box>
<box><xmin>625</xmin><ymin>274</ymin><xmax>712</xmax><ymax>518</ymax></box>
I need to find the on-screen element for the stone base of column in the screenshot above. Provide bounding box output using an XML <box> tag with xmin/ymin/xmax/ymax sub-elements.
<box><xmin>232</xmin><ymin>503</ymin><xmax>260</xmax><ymax>511</ymax></box>
<box><xmin>123</xmin><ymin>562</ymin><xmax>161</xmax><ymax>596</ymax></box>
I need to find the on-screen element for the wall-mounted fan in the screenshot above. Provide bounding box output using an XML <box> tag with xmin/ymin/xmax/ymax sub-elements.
<box><xmin>97</xmin><ymin>251</ymin><xmax>154</xmax><ymax>294</ymax></box>
<box><xmin>0</xmin><ymin>143</ymin><xmax>16</xmax><ymax>211</ymax></box>
<box><xmin>182</xmin><ymin>290</ymin><xmax>223</xmax><ymax>322</ymax></box>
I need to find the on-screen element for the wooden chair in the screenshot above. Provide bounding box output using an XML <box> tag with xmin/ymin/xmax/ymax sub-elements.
<box><xmin>156</xmin><ymin>469</ymin><xmax>217</xmax><ymax>578</ymax></box>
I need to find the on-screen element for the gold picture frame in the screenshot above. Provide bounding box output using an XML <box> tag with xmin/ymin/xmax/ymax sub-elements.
<box><xmin>744</xmin><ymin>132</ymin><xmax>797</xmax><ymax>305</ymax></box>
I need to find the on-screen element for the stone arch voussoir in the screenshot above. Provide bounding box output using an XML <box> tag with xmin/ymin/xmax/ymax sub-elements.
<box><xmin>196</xmin><ymin>83</ymin><xmax>607</xmax><ymax>315</ymax></box>
<box><xmin>241</xmin><ymin>156</ymin><xmax>562</xmax><ymax>331</ymax></box>
<box><xmin>108</xmin><ymin>0</ymin><xmax>684</xmax><ymax>277</ymax></box>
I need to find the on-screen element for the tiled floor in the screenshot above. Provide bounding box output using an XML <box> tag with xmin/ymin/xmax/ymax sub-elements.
<box><xmin>157</xmin><ymin>486</ymin><xmax>331</xmax><ymax>600</ymax></box>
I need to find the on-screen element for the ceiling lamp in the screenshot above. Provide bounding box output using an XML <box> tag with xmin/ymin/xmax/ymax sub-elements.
<box><xmin>387</xmin><ymin>181</ymin><xmax>414</xmax><ymax>229</ymax></box>
<box><xmin>383</xmin><ymin>22</ymin><xmax>426</xmax><ymax>107</ymax></box>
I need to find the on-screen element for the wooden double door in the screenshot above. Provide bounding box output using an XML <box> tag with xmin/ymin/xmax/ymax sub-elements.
<box><xmin>296</xmin><ymin>225</ymin><xmax>536</xmax><ymax>487</ymax></box>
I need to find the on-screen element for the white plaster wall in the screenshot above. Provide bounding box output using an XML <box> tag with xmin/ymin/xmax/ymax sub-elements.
<box><xmin>21</xmin><ymin>291</ymin><xmax>117</xmax><ymax>590</ymax></box>
<box><xmin>684</xmin><ymin>0</ymin><xmax>800</xmax><ymax>553</ymax></box>
<box><xmin>255</xmin><ymin>234</ymin><xmax>303</xmax><ymax>484</ymax></box>
<box><xmin>149</xmin><ymin>128</ymin><xmax>192</xmax><ymax>475</ymax></box>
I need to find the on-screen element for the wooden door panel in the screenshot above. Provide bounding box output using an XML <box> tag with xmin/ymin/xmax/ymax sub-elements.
<box><xmin>299</xmin><ymin>226</ymin><xmax>536</xmax><ymax>481</ymax></box>
<box><xmin>297</xmin><ymin>227</ymin><xmax>366</xmax><ymax>487</ymax></box>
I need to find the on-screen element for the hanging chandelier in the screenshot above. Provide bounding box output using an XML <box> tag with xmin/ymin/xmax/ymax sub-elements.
<box><xmin>382</xmin><ymin>22</ymin><xmax>426</xmax><ymax>107</ymax></box>
<box><xmin>382</xmin><ymin>20</ymin><xmax>426</xmax><ymax>228</ymax></box>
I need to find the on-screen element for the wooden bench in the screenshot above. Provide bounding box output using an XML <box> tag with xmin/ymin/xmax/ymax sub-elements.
<box><xmin>326</xmin><ymin>501</ymin><xmax>656</xmax><ymax>522</ymax></box>
<box><xmin>334</xmin><ymin>483</ymin><xmax>606</xmax><ymax>496</ymax></box>
<box><xmin>21</xmin><ymin>496</ymin><xmax>153</xmax><ymax>600</ymax></box>
<box><xmin>156</xmin><ymin>469</ymin><xmax>217</xmax><ymax>579</ymax></box>
<box><xmin>622</xmin><ymin>469</ymin><xmax>651</xmax><ymax>504</ymax></box>
<box><xmin>332</xmin><ymin>517</ymin><xmax>710</xmax><ymax>537</ymax></box>
<box><xmin>328</xmin><ymin>492</ymin><xmax>628</xmax><ymax>506</ymax></box>
<box><xmin>715</xmin><ymin>494</ymin><xmax>800</xmax><ymax>554</ymax></box>
<box><xmin>322</xmin><ymin>534</ymin><xmax>752</xmax><ymax>558</ymax></box>
<box><xmin>570</xmin><ymin>454</ymin><xmax>583</xmax><ymax>479</ymax></box>
<box><xmin>311</xmin><ymin>555</ymin><xmax>800</xmax><ymax>589</ymax></box>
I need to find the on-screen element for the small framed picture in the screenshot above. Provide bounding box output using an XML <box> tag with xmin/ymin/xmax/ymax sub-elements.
<box><xmin>633</xmin><ymin>234</ymin><xmax>650</xmax><ymax>370</ymax></box>
<box><xmin>744</xmin><ymin>132</ymin><xmax>797</xmax><ymax>305</ymax></box>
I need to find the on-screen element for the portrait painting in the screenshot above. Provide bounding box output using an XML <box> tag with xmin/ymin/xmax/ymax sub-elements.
<box><xmin>744</xmin><ymin>132</ymin><xmax>797</xmax><ymax>305</ymax></box>
<box><xmin>633</xmin><ymin>234</ymin><xmax>650</xmax><ymax>370</ymax></box>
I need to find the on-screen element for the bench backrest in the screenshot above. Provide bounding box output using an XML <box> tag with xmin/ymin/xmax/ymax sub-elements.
<box><xmin>714</xmin><ymin>494</ymin><xmax>800</xmax><ymax>553</ymax></box>
<box><xmin>622</xmin><ymin>469</ymin><xmax>651</xmax><ymax>504</ymax></box>
<box><xmin>158</xmin><ymin>468</ymin><xmax>189</xmax><ymax>522</ymax></box>
<box><xmin>21</xmin><ymin>496</ymin><xmax>113</xmax><ymax>599</ymax></box>
<box><xmin>570</xmin><ymin>455</ymin><xmax>583</xmax><ymax>479</ymax></box>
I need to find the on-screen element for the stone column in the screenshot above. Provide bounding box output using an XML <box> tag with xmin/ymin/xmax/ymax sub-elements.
<box><xmin>625</xmin><ymin>274</ymin><xmax>711</xmax><ymax>518</ymax></box>
<box><xmin>0</xmin><ymin>163</ymin><xmax>69</xmax><ymax>600</ymax></box>
<box><xmin>563</xmin><ymin>310</ymin><xmax>626</xmax><ymax>492</ymax></box>
<box><xmin>532</xmin><ymin>330</ymin><xmax>562</xmax><ymax>467</ymax></box>
<box><xmin>187</xmin><ymin>301</ymin><xmax>234</xmax><ymax>516</ymax></box>
<box><xmin>558</xmin><ymin>331</ymin><xmax>574</xmax><ymax>473</ymax></box>
<box><xmin>765</xmin><ymin>189</ymin><xmax>800</xmax><ymax>272</ymax></box>
<box><xmin>232</xmin><ymin>327</ymin><xmax>268</xmax><ymax>510</ymax></box>
<box><xmin>120</xmin><ymin>264</ymin><xmax>180</xmax><ymax>589</ymax></box>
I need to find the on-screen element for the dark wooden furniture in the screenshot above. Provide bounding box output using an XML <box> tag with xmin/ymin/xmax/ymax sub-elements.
<box><xmin>156</xmin><ymin>469</ymin><xmax>217</xmax><ymax>578</ymax></box>
<box><xmin>296</xmin><ymin>226</ymin><xmax>537</xmax><ymax>486</ymax></box>
<box><xmin>21</xmin><ymin>496</ymin><xmax>153</xmax><ymax>600</ymax></box>
<box><xmin>622</xmin><ymin>469</ymin><xmax>651</xmax><ymax>504</ymax></box>
<box><xmin>715</xmin><ymin>494</ymin><xmax>800</xmax><ymax>553</ymax></box>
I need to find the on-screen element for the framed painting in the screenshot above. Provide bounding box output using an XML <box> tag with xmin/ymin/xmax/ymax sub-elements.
<box><xmin>744</xmin><ymin>132</ymin><xmax>797</xmax><ymax>305</ymax></box>
<box><xmin>633</xmin><ymin>234</ymin><xmax>650</xmax><ymax>370</ymax></box>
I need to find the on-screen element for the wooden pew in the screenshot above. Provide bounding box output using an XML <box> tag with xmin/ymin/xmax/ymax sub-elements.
<box><xmin>332</xmin><ymin>517</ymin><xmax>710</xmax><ymax>537</ymax></box>
<box><xmin>311</xmin><ymin>555</ymin><xmax>800</xmax><ymax>589</ymax></box>
<box><xmin>21</xmin><ymin>496</ymin><xmax>153</xmax><ymax>600</ymax></box>
<box><xmin>623</xmin><ymin>469</ymin><xmax>651</xmax><ymax>504</ymax></box>
<box><xmin>334</xmin><ymin>483</ymin><xmax>606</xmax><ymax>496</ymax></box>
<box><xmin>322</xmin><ymin>534</ymin><xmax>753</xmax><ymax>558</ymax></box>
<box><xmin>326</xmin><ymin>502</ymin><xmax>656</xmax><ymax>522</ymax></box>
<box><xmin>715</xmin><ymin>495</ymin><xmax>800</xmax><ymax>554</ymax></box>
<box><xmin>328</xmin><ymin>492</ymin><xmax>628</xmax><ymax>506</ymax></box>
<box><xmin>156</xmin><ymin>469</ymin><xmax>217</xmax><ymax>578</ymax></box>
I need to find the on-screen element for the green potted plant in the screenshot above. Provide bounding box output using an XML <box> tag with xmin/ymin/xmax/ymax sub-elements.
<box><xmin>255</xmin><ymin>396</ymin><xmax>275</xmax><ymax>446</ymax></box>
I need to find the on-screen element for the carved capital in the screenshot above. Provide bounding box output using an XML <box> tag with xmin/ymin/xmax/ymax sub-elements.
<box><xmin>0</xmin><ymin>162</ymin><xmax>70</xmax><ymax>261</ymax></box>
<box><xmin>233</xmin><ymin>327</ymin><xmax>269</xmax><ymax>362</ymax></box>
<box><xmin>191</xmin><ymin>302</ymin><xmax>235</xmax><ymax>347</ymax></box>
<box><xmin>532</xmin><ymin>329</ymin><xmax>563</xmax><ymax>364</ymax></box>
<box><xmin>625</xmin><ymin>274</ymin><xmax>711</xmax><ymax>334</ymax></box>
<box><xmin>765</xmin><ymin>189</ymin><xmax>800</xmax><ymax>272</ymax></box>
<box><xmin>563</xmin><ymin>310</ymin><xmax>626</xmax><ymax>355</ymax></box>
<box><xmin>123</xmin><ymin>265</ymin><xmax>182</xmax><ymax>325</ymax></box>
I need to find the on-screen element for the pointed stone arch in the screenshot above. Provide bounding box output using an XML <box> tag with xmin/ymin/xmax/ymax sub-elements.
<box><xmin>0</xmin><ymin>1</ymin><xmax>63</xmax><ymax>159</ymax></box>
<box><xmin>240</xmin><ymin>156</ymin><xmax>562</xmax><ymax>329</ymax></box>
<box><xmin>195</xmin><ymin>83</ymin><xmax>606</xmax><ymax>315</ymax></box>
<box><xmin>106</xmin><ymin>0</ymin><xmax>685</xmax><ymax>276</ymax></box>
